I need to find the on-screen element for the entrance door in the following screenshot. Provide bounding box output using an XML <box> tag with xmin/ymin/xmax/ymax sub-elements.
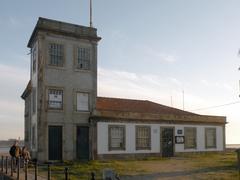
<box><xmin>161</xmin><ymin>127</ymin><xmax>174</xmax><ymax>157</ymax></box>
<box><xmin>77</xmin><ymin>126</ymin><xmax>89</xmax><ymax>160</ymax></box>
<box><xmin>48</xmin><ymin>126</ymin><xmax>62</xmax><ymax>161</ymax></box>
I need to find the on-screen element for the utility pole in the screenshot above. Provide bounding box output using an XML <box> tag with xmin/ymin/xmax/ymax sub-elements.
<box><xmin>90</xmin><ymin>0</ymin><xmax>93</xmax><ymax>27</ymax></box>
<box><xmin>182</xmin><ymin>90</ymin><xmax>185</xmax><ymax>110</ymax></box>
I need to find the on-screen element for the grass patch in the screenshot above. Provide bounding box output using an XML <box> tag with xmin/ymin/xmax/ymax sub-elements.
<box><xmin>30</xmin><ymin>151</ymin><xmax>239</xmax><ymax>180</ymax></box>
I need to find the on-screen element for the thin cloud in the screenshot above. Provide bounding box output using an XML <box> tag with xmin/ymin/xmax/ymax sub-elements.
<box><xmin>142</xmin><ymin>46</ymin><xmax>178</xmax><ymax>63</ymax></box>
<box><xmin>98</xmin><ymin>67</ymin><xmax>203</xmax><ymax>110</ymax></box>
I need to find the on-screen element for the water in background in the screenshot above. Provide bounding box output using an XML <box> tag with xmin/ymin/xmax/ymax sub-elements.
<box><xmin>0</xmin><ymin>147</ymin><xmax>10</xmax><ymax>154</ymax></box>
<box><xmin>226</xmin><ymin>144</ymin><xmax>240</xmax><ymax>149</ymax></box>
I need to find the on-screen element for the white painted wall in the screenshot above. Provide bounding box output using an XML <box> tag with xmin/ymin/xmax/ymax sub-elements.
<box><xmin>97</xmin><ymin>122</ymin><xmax>224</xmax><ymax>155</ymax></box>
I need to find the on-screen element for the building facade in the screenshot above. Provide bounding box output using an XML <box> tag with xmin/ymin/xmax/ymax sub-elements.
<box><xmin>22</xmin><ymin>18</ymin><xmax>226</xmax><ymax>162</ymax></box>
<box><xmin>21</xmin><ymin>17</ymin><xmax>101</xmax><ymax>161</ymax></box>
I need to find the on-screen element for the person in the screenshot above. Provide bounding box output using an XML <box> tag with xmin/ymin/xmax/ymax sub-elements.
<box><xmin>9</xmin><ymin>141</ymin><xmax>22</xmax><ymax>171</ymax></box>
<box><xmin>21</xmin><ymin>146</ymin><xmax>31</xmax><ymax>162</ymax></box>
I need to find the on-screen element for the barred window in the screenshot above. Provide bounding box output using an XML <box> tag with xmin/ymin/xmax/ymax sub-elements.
<box><xmin>76</xmin><ymin>92</ymin><xmax>89</xmax><ymax>111</ymax></box>
<box><xmin>184</xmin><ymin>127</ymin><xmax>197</xmax><ymax>149</ymax></box>
<box><xmin>32</xmin><ymin>125</ymin><xmax>36</xmax><ymax>149</ymax></box>
<box><xmin>32</xmin><ymin>47</ymin><xmax>37</xmax><ymax>73</ymax></box>
<box><xmin>76</xmin><ymin>47</ymin><xmax>90</xmax><ymax>70</ymax></box>
<box><xmin>48</xmin><ymin>89</ymin><xmax>63</xmax><ymax>109</ymax></box>
<box><xmin>32</xmin><ymin>88</ymin><xmax>36</xmax><ymax>114</ymax></box>
<box><xmin>205</xmin><ymin>128</ymin><xmax>216</xmax><ymax>148</ymax></box>
<box><xmin>109</xmin><ymin>125</ymin><xmax>125</xmax><ymax>150</ymax></box>
<box><xmin>49</xmin><ymin>43</ymin><xmax>64</xmax><ymax>66</ymax></box>
<box><xmin>136</xmin><ymin>126</ymin><xmax>151</xmax><ymax>150</ymax></box>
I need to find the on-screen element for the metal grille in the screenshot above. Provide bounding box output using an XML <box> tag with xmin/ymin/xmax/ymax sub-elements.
<box><xmin>32</xmin><ymin>47</ymin><xmax>37</xmax><ymax>72</ymax></box>
<box><xmin>184</xmin><ymin>127</ymin><xmax>196</xmax><ymax>149</ymax></box>
<box><xmin>77</xmin><ymin>47</ymin><xmax>90</xmax><ymax>70</ymax></box>
<box><xmin>49</xmin><ymin>43</ymin><xmax>64</xmax><ymax>66</ymax></box>
<box><xmin>109</xmin><ymin>126</ymin><xmax>125</xmax><ymax>150</ymax></box>
<box><xmin>205</xmin><ymin>128</ymin><xmax>216</xmax><ymax>148</ymax></box>
<box><xmin>48</xmin><ymin>89</ymin><xmax>63</xmax><ymax>109</ymax></box>
<box><xmin>136</xmin><ymin>126</ymin><xmax>151</xmax><ymax>150</ymax></box>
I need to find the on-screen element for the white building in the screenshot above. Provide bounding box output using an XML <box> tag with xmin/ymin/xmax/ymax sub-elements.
<box><xmin>22</xmin><ymin>17</ymin><xmax>226</xmax><ymax>162</ymax></box>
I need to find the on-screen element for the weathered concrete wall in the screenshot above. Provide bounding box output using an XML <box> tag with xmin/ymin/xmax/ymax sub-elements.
<box><xmin>30</xmin><ymin>18</ymin><xmax>100</xmax><ymax>162</ymax></box>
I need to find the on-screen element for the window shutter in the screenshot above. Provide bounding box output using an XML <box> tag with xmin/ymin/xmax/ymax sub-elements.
<box><xmin>77</xmin><ymin>93</ymin><xmax>89</xmax><ymax>111</ymax></box>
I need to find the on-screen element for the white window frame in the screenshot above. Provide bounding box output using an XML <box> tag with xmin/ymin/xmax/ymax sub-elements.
<box><xmin>136</xmin><ymin>126</ymin><xmax>151</xmax><ymax>150</ymax></box>
<box><xmin>76</xmin><ymin>92</ymin><xmax>89</xmax><ymax>111</ymax></box>
<box><xmin>108</xmin><ymin>125</ymin><xmax>126</xmax><ymax>151</ymax></box>
<box><xmin>184</xmin><ymin>127</ymin><xmax>197</xmax><ymax>149</ymax></box>
<box><xmin>32</xmin><ymin>47</ymin><xmax>37</xmax><ymax>73</ymax></box>
<box><xmin>48</xmin><ymin>88</ymin><xmax>63</xmax><ymax>110</ymax></box>
<box><xmin>205</xmin><ymin>128</ymin><xmax>217</xmax><ymax>149</ymax></box>
<box><xmin>76</xmin><ymin>47</ymin><xmax>91</xmax><ymax>70</ymax></box>
<box><xmin>48</xmin><ymin>43</ymin><xmax>64</xmax><ymax>67</ymax></box>
<box><xmin>32</xmin><ymin>88</ymin><xmax>36</xmax><ymax>114</ymax></box>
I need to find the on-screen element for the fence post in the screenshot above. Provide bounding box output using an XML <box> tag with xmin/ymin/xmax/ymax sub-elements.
<box><xmin>17</xmin><ymin>157</ymin><xmax>20</xmax><ymax>180</ymax></box>
<box><xmin>64</xmin><ymin>167</ymin><xmax>69</xmax><ymax>180</ymax></box>
<box><xmin>47</xmin><ymin>164</ymin><xmax>51</xmax><ymax>180</ymax></box>
<box><xmin>91</xmin><ymin>172</ymin><xmax>95</xmax><ymax>180</ymax></box>
<box><xmin>10</xmin><ymin>157</ymin><xmax>13</xmax><ymax>176</ymax></box>
<box><xmin>25</xmin><ymin>161</ymin><xmax>28</xmax><ymax>180</ymax></box>
<box><xmin>1</xmin><ymin>156</ymin><xmax>3</xmax><ymax>172</ymax></box>
<box><xmin>34</xmin><ymin>161</ymin><xmax>38</xmax><ymax>180</ymax></box>
<box><xmin>5</xmin><ymin>156</ymin><xmax>8</xmax><ymax>174</ymax></box>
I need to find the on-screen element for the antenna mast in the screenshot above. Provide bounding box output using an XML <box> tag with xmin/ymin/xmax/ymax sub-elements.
<box><xmin>182</xmin><ymin>90</ymin><xmax>185</xmax><ymax>110</ymax></box>
<box><xmin>90</xmin><ymin>0</ymin><xmax>93</xmax><ymax>27</ymax></box>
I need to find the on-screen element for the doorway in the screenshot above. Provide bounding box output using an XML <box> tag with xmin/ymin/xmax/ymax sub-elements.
<box><xmin>48</xmin><ymin>126</ymin><xmax>62</xmax><ymax>161</ymax></box>
<box><xmin>76</xmin><ymin>126</ymin><xmax>89</xmax><ymax>160</ymax></box>
<box><xmin>161</xmin><ymin>127</ymin><xmax>174</xmax><ymax>157</ymax></box>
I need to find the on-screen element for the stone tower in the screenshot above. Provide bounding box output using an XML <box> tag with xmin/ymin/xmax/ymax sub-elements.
<box><xmin>21</xmin><ymin>17</ymin><xmax>101</xmax><ymax>162</ymax></box>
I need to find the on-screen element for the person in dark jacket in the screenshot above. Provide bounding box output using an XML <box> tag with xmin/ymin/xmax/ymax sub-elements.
<box><xmin>9</xmin><ymin>140</ymin><xmax>22</xmax><ymax>171</ymax></box>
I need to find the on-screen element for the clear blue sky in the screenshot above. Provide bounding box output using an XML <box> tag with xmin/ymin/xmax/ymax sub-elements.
<box><xmin>0</xmin><ymin>0</ymin><xmax>240</xmax><ymax>143</ymax></box>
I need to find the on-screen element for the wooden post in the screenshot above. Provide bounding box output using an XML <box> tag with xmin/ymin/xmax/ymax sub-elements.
<box><xmin>47</xmin><ymin>164</ymin><xmax>51</xmax><ymax>180</ymax></box>
<box><xmin>10</xmin><ymin>157</ymin><xmax>13</xmax><ymax>176</ymax></box>
<box><xmin>5</xmin><ymin>156</ymin><xmax>8</xmax><ymax>174</ymax></box>
<box><xmin>91</xmin><ymin>172</ymin><xmax>95</xmax><ymax>180</ymax></box>
<box><xmin>64</xmin><ymin>167</ymin><xmax>69</xmax><ymax>180</ymax></box>
<box><xmin>25</xmin><ymin>161</ymin><xmax>28</xmax><ymax>180</ymax></box>
<box><xmin>35</xmin><ymin>161</ymin><xmax>38</xmax><ymax>180</ymax></box>
<box><xmin>1</xmin><ymin>156</ymin><xmax>3</xmax><ymax>172</ymax></box>
<box><xmin>17</xmin><ymin>157</ymin><xmax>20</xmax><ymax>180</ymax></box>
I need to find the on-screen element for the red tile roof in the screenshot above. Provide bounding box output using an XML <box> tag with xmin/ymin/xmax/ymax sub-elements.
<box><xmin>96</xmin><ymin>97</ymin><xmax>199</xmax><ymax>116</ymax></box>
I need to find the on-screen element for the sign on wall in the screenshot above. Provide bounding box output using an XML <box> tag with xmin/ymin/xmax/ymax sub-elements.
<box><xmin>175</xmin><ymin>136</ymin><xmax>185</xmax><ymax>144</ymax></box>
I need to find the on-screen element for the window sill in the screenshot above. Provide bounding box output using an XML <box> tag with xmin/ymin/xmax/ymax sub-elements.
<box><xmin>184</xmin><ymin>147</ymin><xmax>197</xmax><ymax>150</ymax></box>
<box><xmin>74</xmin><ymin>69</ymin><xmax>92</xmax><ymax>73</ymax></box>
<box><xmin>74</xmin><ymin>110</ymin><xmax>90</xmax><ymax>114</ymax></box>
<box><xmin>109</xmin><ymin>148</ymin><xmax>126</xmax><ymax>151</ymax></box>
<box><xmin>136</xmin><ymin>148</ymin><xmax>151</xmax><ymax>151</ymax></box>
<box><xmin>47</xmin><ymin>108</ymin><xmax>64</xmax><ymax>113</ymax></box>
<box><xmin>47</xmin><ymin>65</ymin><xmax>66</xmax><ymax>71</ymax></box>
<box><xmin>206</xmin><ymin>146</ymin><xmax>217</xmax><ymax>149</ymax></box>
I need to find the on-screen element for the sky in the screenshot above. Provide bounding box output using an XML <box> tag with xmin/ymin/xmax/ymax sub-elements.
<box><xmin>0</xmin><ymin>0</ymin><xmax>240</xmax><ymax>144</ymax></box>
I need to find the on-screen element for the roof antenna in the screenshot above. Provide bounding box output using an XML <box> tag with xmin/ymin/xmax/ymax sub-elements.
<box><xmin>90</xmin><ymin>0</ymin><xmax>93</xmax><ymax>27</ymax></box>
<box><xmin>182</xmin><ymin>90</ymin><xmax>185</xmax><ymax>110</ymax></box>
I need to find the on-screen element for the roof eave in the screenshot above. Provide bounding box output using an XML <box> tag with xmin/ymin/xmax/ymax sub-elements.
<box><xmin>91</xmin><ymin>110</ymin><xmax>227</xmax><ymax>124</ymax></box>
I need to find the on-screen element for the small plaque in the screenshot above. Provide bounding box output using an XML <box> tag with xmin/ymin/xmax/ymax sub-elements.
<box><xmin>177</xmin><ymin>129</ymin><xmax>183</xmax><ymax>135</ymax></box>
<box><xmin>175</xmin><ymin>136</ymin><xmax>184</xmax><ymax>144</ymax></box>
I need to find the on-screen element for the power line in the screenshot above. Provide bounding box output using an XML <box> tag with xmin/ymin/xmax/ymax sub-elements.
<box><xmin>190</xmin><ymin>101</ymin><xmax>240</xmax><ymax>111</ymax></box>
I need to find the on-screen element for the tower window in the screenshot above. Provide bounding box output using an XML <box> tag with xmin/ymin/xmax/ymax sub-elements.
<box><xmin>49</xmin><ymin>43</ymin><xmax>64</xmax><ymax>67</ymax></box>
<box><xmin>32</xmin><ymin>47</ymin><xmax>37</xmax><ymax>73</ymax></box>
<box><xmin>48</xmin><ymin>89</ymin><xmax>63</xmax><ymax>109</ymax></box>
<box><xmin>76</xmin><ymin>92</ymin><xmax>89</xmax><ymax>111</ymax></box>
<box><xmin>77</xmin><ymin>47</ymin><xmax>90</xmax><ymax>70</ymax></box>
